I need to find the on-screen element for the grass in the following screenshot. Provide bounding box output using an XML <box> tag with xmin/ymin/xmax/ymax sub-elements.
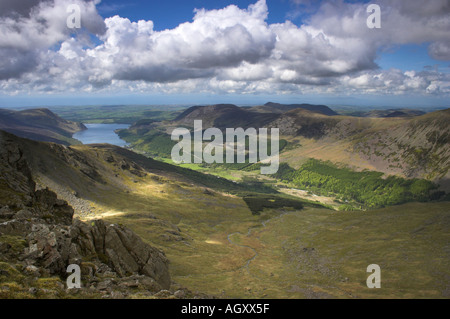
<box><xmin>95</xmin><ymin>172</ymin><xmax>449</xmax><ymax>298</ymax></box>
<box><xmin>242</xmin><ymin>193</ymin><xmax>314</xmax><ymax>215</ymax></box>
<box><xmin>171</xmin><ymin>202</ymin><xmax>449</xmax><ymax>298</ymax></box>
<box><xmin>253</xmin><ymin>202</ymin><xmax>450</xmax><ymax>298</ymax></box>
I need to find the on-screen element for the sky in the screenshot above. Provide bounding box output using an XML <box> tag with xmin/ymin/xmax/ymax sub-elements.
<box><xmin>0</xmin><ymin>0</ymin><xmax>449</xmax><ymax>108</ymax></box>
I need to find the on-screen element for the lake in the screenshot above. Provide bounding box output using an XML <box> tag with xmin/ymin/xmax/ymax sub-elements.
<box><xmin>73</xmin><ymin>123</ymin><xmax>130</xmax><ymax>147</ymax></box>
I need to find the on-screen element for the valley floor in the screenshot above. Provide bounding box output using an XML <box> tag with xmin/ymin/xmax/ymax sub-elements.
<box><xmin>78</xmin><ymin>175</ymin><xmax>449</xmax><ymax>298</ymax></box>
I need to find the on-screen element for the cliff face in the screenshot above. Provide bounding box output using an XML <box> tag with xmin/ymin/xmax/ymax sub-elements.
<box><xmin>0</xmin><ymin>130</ymin><xmax>175</xmax><ymax>298</ymax></box>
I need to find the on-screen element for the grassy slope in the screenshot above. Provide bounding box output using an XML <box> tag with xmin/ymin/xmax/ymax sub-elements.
<box><xmin>277</xmin><ymin>109</ymin><xmax>450</xmax><ymax>185</ymax></box>
<box><xmin>105</xmin><ymin>201</ymin><xmax>450</xmax><ymax>299</ymax></box>
<box><xmin>253</xmin><ymin>202</ymin><xmax>450</xmax><ymax>299</ymax></box>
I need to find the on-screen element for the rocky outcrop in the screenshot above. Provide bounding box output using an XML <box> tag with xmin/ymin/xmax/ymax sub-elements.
<box><xmin>70</xmin><ymin>219</ymin><xmax>171</xmax><ymax>289</ymax></box>
<box><xmin>12</xmin><ymin>218</ymin><xmax>171</xmax><ymax>290</ymax></box>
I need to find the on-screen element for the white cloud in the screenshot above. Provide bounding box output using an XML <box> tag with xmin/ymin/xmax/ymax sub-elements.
<box><xmin>0</xmin><ymin>0</ymin><xmax>449</xmax><ymax>98</ymax></box>
<box><xmin>0</xmin><ymin>0</ymin><xmax>105</xmax><ymax>79</ymax></box>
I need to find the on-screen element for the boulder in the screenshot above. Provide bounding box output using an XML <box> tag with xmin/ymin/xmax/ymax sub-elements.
<box><xmin>23</xmin><ymin>223</ymin><xmax>75</xmax><ymax>275</ymax></box>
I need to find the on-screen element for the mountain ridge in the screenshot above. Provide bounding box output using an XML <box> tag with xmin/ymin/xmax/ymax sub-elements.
<box><xmin>0</xmin><ymin>108</ymin><xmax>86</xmax><ymax>145</ymax></box>
<box><xmin>257</xmin><ymin>102</ymin><xmax>338</xmax><ymax>116</ymax></box>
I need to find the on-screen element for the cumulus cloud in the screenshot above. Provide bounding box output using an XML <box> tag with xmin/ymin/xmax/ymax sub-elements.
<box><xmin>93</xmin><ymin>0</ymin><xmax>275</xmax><ymax>83</ymax></box>
<box><xmin>0</xmin><ymin>0</ymin><xmax>41</xmax><ymax>18</ymax></box>
<box><xmin>0</xmin><ymin>0</ymin><xmax>105</xmax><ymax>79</ymax></box>
<box><xmin>0</xmin><ymin>0</ymin><xmax>449</xmax><ymax>98</ymax></box>
<box><xmin>429</xmin><ymin>41</ymin><xmax>450</xmax><ymax>61</ymax></box>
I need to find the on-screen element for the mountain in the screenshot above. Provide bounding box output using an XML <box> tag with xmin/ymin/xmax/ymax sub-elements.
<box><xmin>272</xmin><ymin>108</ymin><xmax>450</xmax><ymax>186</ymax></box>
<box><xmin>173</xmin><ymin>104</ymin><xmax>278</xmax><ymax>129</ymax></box>
<box><xmin>252</xmin><ymin>102</ymin><xmax>338</xmax><ymax>116</ymax></box>
<box><xmin>0</xmin><ymin>108</ymin><xmax>85</xmax><ymax>145</ymax></box>
<box><xmin>120</xmin><ymin>102</ymin><xmax>449</xmax><ymax>187</ymax></box>
<box><xmin>1</xmin><ymin>126</ymin><xmax>448</xmax><ymax>299</ymax></box>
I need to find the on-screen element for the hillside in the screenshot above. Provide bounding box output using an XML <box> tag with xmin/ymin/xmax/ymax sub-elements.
<box><xmin>0</xmin><ymin>108</ymin><xmax>85</xmax><ymax>145</ymax></box>
<box><xmin>270</xmin><ymin>108</ymin><xmax>450</xmax><ymax>186</ymax></box>
<box><xmin>361</xmin><ymin>109</ymin><xmax>426</xmax><ymax>118</ymax></box>
<box><xmin>0</xmin><ymin>130</ymin><xmax>319</xmax><ymax>298</ymax></box>
<box><xmin>118</xmin><ymin>103</ymin><xmax>335</xmax><ymax>158</ymax></box>
<box><xmin>118</xmin><ymin>104</ymin><xmax>449</xmax><ymax>190</ymax></box>
<box><xmin>0</xmin><ymin>129</ymin><xmax>193</xmax><ymax>299</ymax></box>
<box><xmin>172</xmin><ymin>102</ymin><xmax>337</xmax><ymax>128</ymax></box>
<box><xmin>118</xmin><ymin>104</ymin><xmax>282</xmax><ymax>158</ymax></box>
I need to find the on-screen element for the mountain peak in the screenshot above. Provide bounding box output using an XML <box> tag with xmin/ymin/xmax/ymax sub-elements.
<box><xmin>261</xmin><ymin>102</ymin><xmax>338</xmax><ymax>116</ymax></box>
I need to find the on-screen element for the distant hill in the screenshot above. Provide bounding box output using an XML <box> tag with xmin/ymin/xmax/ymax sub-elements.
<box><xmin>252</xmin><ymin>102</ymin><xmax>338</xmax><ymax>116</ymax></box>
<box><xmin>172</xmin><ymin>102</ymin><xmax>337</xmax><ymax>129</ymax></box>
<box><xmin>173</xmin><ymin>104</ymin><xmax>279</xmax><ymax>129</ymax></box>
<box><xmin>363</xmin><ymin>109</ymin><xmax>426</xmax><ymax>118</ymax></box>
<box><xmin>0</xmin><ymin>108</ymin><xmax>85</xmax><ymax>145</ymax></box>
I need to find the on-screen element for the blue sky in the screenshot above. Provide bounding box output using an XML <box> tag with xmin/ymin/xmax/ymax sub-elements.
<box><xmin>97</xmin><ymin>0</ymin><xmax>296</xmax><ymax>29</ymax></box>
<box><xmin>376</xmin><ymin>44</ymin><xmax>449</xmax><ymax>72</ymax></box>
<box><xmin>0</xmin><ymin>0</ymin><xmax>449</xmax><ymax>108</ymax></box>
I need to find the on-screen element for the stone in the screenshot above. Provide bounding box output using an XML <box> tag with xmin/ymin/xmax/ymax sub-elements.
<box><xmin>97</xmin><ymin>279</ymin><xmax>114</xmax><ymax>291</ymax></box>
<box><xmin>0</xmin><ymin>206</ymin><xmax>14</xmax><ymax>219</ymax></box>
<box><xmin>14</xmin><ymin>209</ymin><xmax>34</xmax><ymax>219</ymax></box>
<box><xmin>174</xmin><ymin>289</ymin><xmax>186</xmax><ymax>299</ymax></box>
<box><xmin>28</xmin><ymin>287</ymin><xmax>38</xmax><ymax>294</ymax></box>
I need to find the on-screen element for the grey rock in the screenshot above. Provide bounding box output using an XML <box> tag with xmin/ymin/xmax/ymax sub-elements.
<box><xmin>14</xmin><ymin>209</ymin><xmax>34</xmax><ymax>219</ymax></box>
<box><xmin>174</xmin><ymin>289</ymin><xmax>186</xmax><ymax>299</ymax></box>
<box><xmin>28</xmin><ymin>287</ymin><xmax>38</xmax><ymax>294</ymax></box>
<box><xmin>24</xmin><ymin>223</ymin><xmax>73</xmax><ymax>274</ymax></box>
<box><xmin>0</xmin><ymin>219</ymin><xmax>32</xmax><ymax>236</ymax></box>
<box><xmin>0</xmin><ymin>206</ymin><xmax>14</xmax><ymax>219</ymax></box>
<box><xmin>97</xmin><ymin>279</ymin><xmax>114</xmax><ymax>291</ymax></box>
<box><xmin>70</xmin><ymin>219</ymin><xmax>170</xmax><ymax>290</ymax></box>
